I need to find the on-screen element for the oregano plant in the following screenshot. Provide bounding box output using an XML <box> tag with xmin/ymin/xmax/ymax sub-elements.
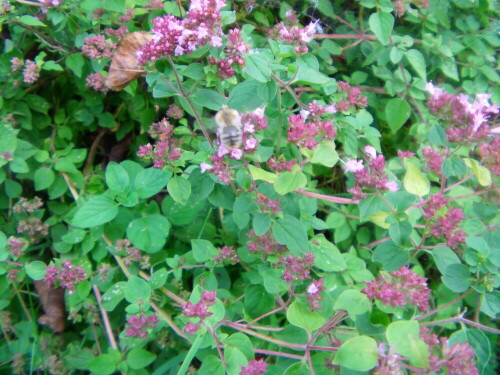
<box><xmin>0</xmin><ymin>0</ymin><xmax>498</xmax><ymax>374</ymax></box>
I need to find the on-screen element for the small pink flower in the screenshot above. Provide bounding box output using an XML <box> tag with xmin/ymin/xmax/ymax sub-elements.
<box><xmin>244</xmin><ymin>137</ymin><xmax>258</xmax><ymax>151</ymax></box>
<box><xmin>200</xmin><ymin>162</ymin><xmax>213</xmax><ymax>173</ymax></box>
<box><xmin>230</xmin><ymin>148</ymin><xmax>243</xmax><ymax>160</ymax></box>
<box><xmin>344</xmin><ymin>158</ymin><xmax>364</xmax><ymax>173</ymax></box>
<box><xmin>385</xmin><ymin>181</ymin><xmax>399</xmax><ymax>192</ymax></box>
<box><xmin>364</xmin><ymin>145</ymin><xmax>377</xmax><ymax>160</ymax></box>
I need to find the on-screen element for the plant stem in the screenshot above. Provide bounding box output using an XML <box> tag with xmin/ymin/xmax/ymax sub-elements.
<box><xmin>92</xmin><ymin>285</ymin><xmax>118</xmax><ymax>350</ymax></box>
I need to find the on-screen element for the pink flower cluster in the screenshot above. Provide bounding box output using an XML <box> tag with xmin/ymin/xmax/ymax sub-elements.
<box><xmin>105</xmin><ymin>26</ymin><xmax>128</xmax><ymax>39</ymax></box>
<box><xmin>478</xmin><ymin>137</ymin><xmax>500</xmax><ymax>176</ymax></box>
<box><xmin>267</xmin><ymin>155</ymin><xmax>296</xmax><ymax>172</ymax></box>
<box><xmin>422</xmin><ymin>147</ymin><xmax>444</xmax><ymax>176</ymax></box>
<box><xmin>138</xmin><ymin>0</ymin><xmax>226</xmax><ymax>63</ymax></box>
<box><xmin>362</xmin><ymin>266</ymin><xmax>431</xmax><ymax>312</ymax></box>
<box><xmin>286</xmin><ymin>101</ymin><xmax>337</xmax><ymax>149</ymax></box>
<box><xmin>271</xmin><ymin>21</ymin><xmax>317</xmax><ymax>54</ymax></box>
<box><xmin>246</xmin><ymin>229</ymin><xmax>286</xmax><ymax>254</ymax></box>
<box><xmin>373</xmin><ymin>344</ymin><xmax>404</xmax><ymax>375</ymax></box>
<box><xmin>393</xmin><ymin>0</ymin><xmax>430</xmax><ymax>17</ymax></box>
<box><xmin>85</xmin><ymin>72</ymin><xmax>108</xmax><ymax>92</ymax></box>
<box><xmin>145</xmin><ymin>0</ymin><xmax>164</xmax><ymax>9</ymax></box>
<box><xmin>7</xmin><ymin>237</ymin><xmax>28</xmax><ymax>258</ymax></box>
<box><xmin>11</xmin><ymin>57</ymin><xmax>40</xmax><ymax>84</ymax></box>
<box><xmin>137</xmin><ymin>118</ymin><xmax>181</xmax><ymax>168</ymax></box>
<box><xmin>336</xmin><ymin>81</ymin><xmax>368</xmax><ymax>111</ymax></box>
<box><xmin>418</xmin><ymin>193</ymin><xmax>466</xmax><ymax>249</ymax></box>
<box><xmin>425</xmin><ymin>82</ymin><xmax>499</xmax><ymax>143</ymax></box>
<box><xmin>13</xmin><ymin>197</ymin><xmax>44</xmax><ymax>214</ymax></box>
<box><xmin>182</xmin><ymin>290</ymin><xmax>216</xmax><ymax>334</ymax></box>
<box><xmin>240</xmin><ymin>359</ymin><xmax>268</xmax><ymax>375</ymax></box>
<box><xmin>115</xmin><ymin>239</ymin><xmax>150</xmax><ymax>269</ymax></box>
<box><xmin>119</xmin><ymin>8</ymin><xmax>135</xmax><ymax>23</ymax></box>
<box><xmin>421</xmin><ymin>328</ymin><xmax>479</xmax><ymax>375</ymax></box>
<box><xmin>125</xmin><ymin>313</ymin><xmax>159</xmax><ymax>339</ymax></box>
<box><xmin>306</xmin><ymin>278</ymin><xmax>325</xmax><ymax>311</ymax></box>
<box><xmin>43</xmin><ymin>261</ymin><xmax>87</xmax><ymax>294</ymax></box>
<box><xmin>81</xmin><ymin>35</ymin><xmax>116</xmax><ymax>59</ymax></box>
<box><xmin>166</xmin><ymin>104</ymin><xmax>184</xmax><ymax>119</ymax></box>
<box><xmin>209</xmin><ymin>29</ymin><xmax>249</xmax><ymax>79</ymax></box>
<box><xmin>200</xmin><ymin>154</ymin><xmax>232</xmax><ymax>184</ymax></box>
<box><xmin>214</xmin><ymin>245</ymin><xmax>239</xmax><ymax>264</ymax></box>
<box><xmin>255</xmin><ymin>193</ymin><xmax>282</xmax><ymax>215</ymax></box>
<box><xmin>278</xmin><ymin>252</ymin><xmax>315</xmax><ymax>283</ymax></box>
<box><xmin>17</xmin><ymin>218</ymin><xmax>49</xmax><ymax>243</ymax></box>
<box><xmin>345</xmin><ymin>146</ymin><xmax>399</xmax><ymax>199</ymax></box>
<box><xmin>39</xmin><ymin>0</ymin><xmax>62</xmax><ymax>7</ymax></box>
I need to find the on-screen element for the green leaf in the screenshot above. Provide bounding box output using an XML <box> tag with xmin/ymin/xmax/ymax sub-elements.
<box><xmin>310</xmin><ymin>140</ymin><xmax>339</xmax><ymax>167</ymax></box>
<box><xmin>73</xmin><ymin>195</ymin><xmax>119</xmax><ymax>228</ymax></box>
<box><xmin>127</xmin><ymin>214</ymin><xmax>170</xmax><ymax>253</ymax></box>
<box><xmin>386</xmin><ymin>98</ymin><xmax>411</xmax><ymax>132</ymax></box>
<box><xmin>287</xmin><ymin>299</ymin><xmax>325</xmax><ymax>331</ymax></box>
<box><xmin>25</xmin><ymin>261</ymin><xmax>47</xmax><ymax>281</ymax></box>
<box><xmin>317</xmin><ymin>0</ymin><xmax>335</xmax><ymax>17</ymax></box>
<box><xmin>191</xmin><ymin>89</ymin><xmax>226</xmax><ymax>111</ymax></box>
<box><xmin>359</xmin><ymin>195</ymin><xmax>386</xmax><ymax>219</ymax></box>
<box><xmin>442</xmin><ymin>263</ymin><xmax>471</xmax><ymax>293</ymax></box>
<box><xmin>167</xmin><ymin>176</ymin><xmax>191</xmax><ymax>205</ymax></box>
<box><xmin>405</xmin><ymin>49</ymin><xmax>427</xmax><ymax>81</ymax></box>
<box><xmin>25</xmin><ymin>94</ymin><xmax>50</xmax><ymax>114</ymax></box>
<box><xmin>262</xmin><ymin>268</ymin><xmax>288</xmax><ymax>294</ymax></box>
<box><xmin>34</xmin><ymin>168</ymin><xmax>55</xmax><ymax>191</ymax></box>
<box><xmin>333</xmin><ymin>336</ymin><xmax>378</xmax><ymax>371</ymax></box>
<box><xmin>464</xmin><ymin>158</ymin><xmax>491</xmax><ymax>187</ymax></box>
<box><xmin>197</xmin><ymin>355</ymin><xmax>224</xmax><ymax>375</ymax></box>
<box><xmin>18</xmin><ymin>15</ymin><xmax>46</xmax><ymax>27</ymax></box>
<box><xmin>224</xmin><ymin>333</ymin><xmax>254</xmax><ymax>361</ymax></box>
<box><xmin>134</xmin><ymin>168</ymin><xmax>171</xmax><ymax>199</ymax></box>
<box><xmin>87</xmin><ymin>354</ymin><xmax>116</xmax><ymax>375</ymax></box>
<box><xmin>272</xmin><ymin>215</ymin><xmax>310</xmax><ymax>255</ymax></box>
<box><xmin>97</xmin><ymin>113</ymin><xmax>117</xmax><ymax>129</ymax></box>
<box><xmin>127</xmin><ymin>348</ymin><xmax>157</xmax><ymax>370</ymax></box>
<box><xmin>369</xmin><ymin>12</ymin><xmax>394</xmax><ymax>45</ymax></box>
<box><xmin>404</xmin><ymin>162</ymin><xmax>430</xmax><ymax>196</ymax></box>
<box><xmin>43</xmin><ymin>60</ymin><xmax>64</xmax><ymax>71</ymax></box>
<box><xmin>247</xmin><ymin>165</ymin><xmax>277</xmax><ymax>183</ymax></box>
<box><xmin>372</xmin><ymin>240</ymin><xmax>409</xmax><ymax>271</ymax></box>
<box><xmin>224</xmin><ymin>347</ymin><xmax>248</xmax><ymax>375</ymax></box>
<box><xmin>244</xmin><ymin>285</ymin><xmax>275</xmax><ymax>319</ymax></box>
<box><xmin>441</xmin><ymin>59</ymin><xmax>459</xmax><ymax>81</ymax></box>
<box><xmin>66</xmin><ymin>53</ymin><xmax>85</xmax><ymax>77</ymax></box>
<box><xmin>442</xmin><ymin>157</ymin><xmax>467</xmax><ymax>177</ymax></box>
<box><xmin>101</xmin><ymin>282</ymin><xmax>126</xmax><ymax>311</ymax></box>
<box><xmin>311</xmin><ymin>235</ymin><xmax>347</xmax><ymax>272</ymax></box>
<box><xmin>191</xmin><ymin>239</ymin><xmax>218</xmax><ymax>263</ymax></box>
<box><xmin>150</xmin><ymin>268</ymin><xmax>168</xmax><ymax>289</ymax></box>
<box><xmin>481</xmin><ymin>291</ymin><xmax>500</xmax><ymax>318</ymax></box>
<box><xmin>62</xmin><ymin>229</ymin><xmax>86</xmax><ymax>244</ymax></box>
<box><xmin>387</xmin><ymin>320</ymin><xmax>429</xmax><ymax>369</ymax></box>
<box><xmin>253</xmin><ymin>213</ymin><xmax>271</xmax><ymax>236</ymax></box>
<box><xmin>10</xmin><ymin>157</ymin><xmax>29</xmax><ymax>174</ymax></box>
<box><xmin>244</xmin><ymin>53</ymin><xmax>271</xmax><ymax>82</ymax></box>
<box><xmin>273</xmin><ymin>171</ymin><xmax>307</xmax><ymax>195</ymax></box>
<box><xmin>228</xmin><ymin>80</ymin><xmax>267</xmax><ymax>112</ymax></box>
<box><xmin>431</xmin><ymin>247</ymin><xmax>460</xmax><ymax>275</ymax></box>
<box><xmin>101</xmin><ymin>0</ymin><xmax>125</xmax><ymax>12</ymax></box>
<box><xmin>481</xmin><ymin>65</ymin><xmax>500</xmax><ymax>83</ymax></box>
<box><xmin>105</xmin><ymin>162</ymin><xmax>130</xmax><ymax>193</ymax></box>
<box><xmin>334</xmin><ymin>290</ymin><xmax>371</xmax><ymax>315</ymax></box>
<box><xmin>124</xmin><ymin>275</ymin><xmax>151</xmax><ymax>304</ymax></box>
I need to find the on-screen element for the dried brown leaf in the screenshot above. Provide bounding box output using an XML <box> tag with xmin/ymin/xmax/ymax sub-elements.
<box><xmin>34</xmin><ymin>280</ymin><xmax>66</xmax><ymax>333</ymax></box>
<box><xmin>106</xmin><ymin>31</ymin><xmax>153</xmax><ymax>91</ymax></box>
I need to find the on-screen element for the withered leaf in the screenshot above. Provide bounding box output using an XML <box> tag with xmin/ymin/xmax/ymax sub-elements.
<box><xmin>106</xmin><ymin>31</ymin><xmax>153</xmax><ymax>91</ymax></box>
<box><xmin>34</xmin><ymin>280</ymin><xmax>66</xmax><ymax>333</ymax></box>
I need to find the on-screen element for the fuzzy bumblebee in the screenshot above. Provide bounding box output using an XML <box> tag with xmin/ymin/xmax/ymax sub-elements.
<box><xmin>215</xmin><ymin>105</ymin><xmax>243</xmax><ymax>149</ymax></box>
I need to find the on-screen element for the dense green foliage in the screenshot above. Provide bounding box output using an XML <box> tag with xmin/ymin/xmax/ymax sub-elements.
<box><xmin>0</xmin><ymin>0</ymin><xmax>498</xmax><ymax>374</ymax></box>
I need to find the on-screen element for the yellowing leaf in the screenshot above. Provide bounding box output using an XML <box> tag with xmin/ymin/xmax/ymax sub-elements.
<box><xmin>404</xmin><ymin>162</ymin><xmax>430</xmax><ymax>196</ymax></box>
<box><xmin>368</xmin><ymin>212</ymin><xmax>390</xmax><ymax>229</ymax></box>
<box><xmin>464</xmin><ymin>158</ymin><xmax>492</xmax><ymax>187</ymax></box>
<box><xmin>247</xmin><ymin>165</ymin><xmax>277</xmax><ymax>183</ymax></box>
